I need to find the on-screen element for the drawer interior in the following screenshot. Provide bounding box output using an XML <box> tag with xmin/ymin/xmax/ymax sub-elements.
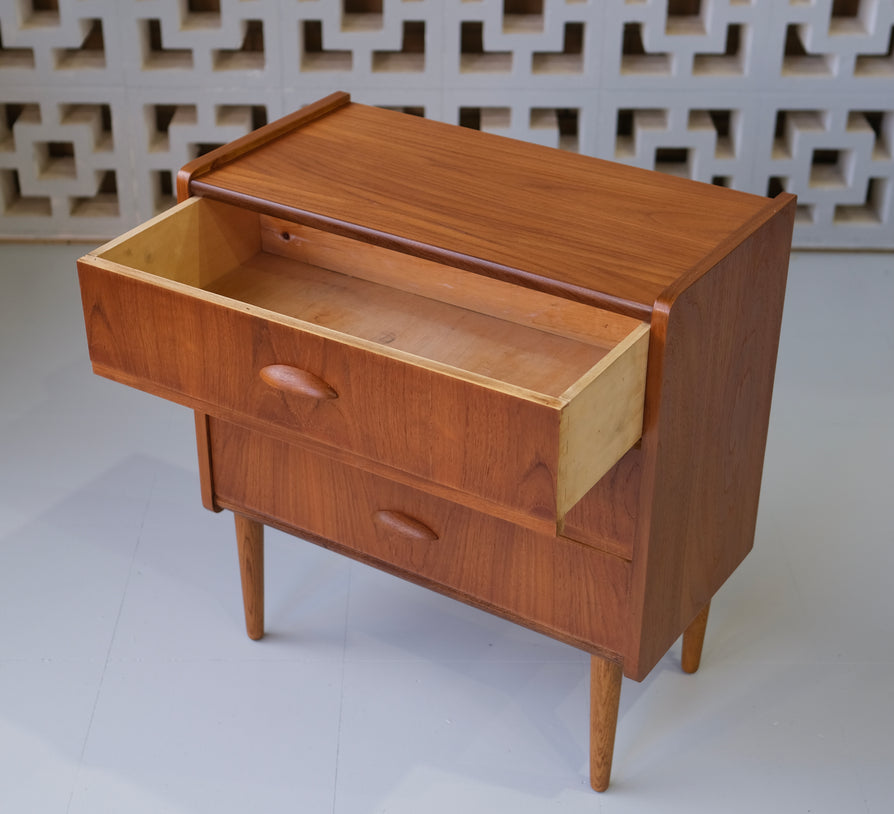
<box><xmin>95</xmin><ymin>196</ymin><xmax>646</xmax><ymax>402</ymax></box>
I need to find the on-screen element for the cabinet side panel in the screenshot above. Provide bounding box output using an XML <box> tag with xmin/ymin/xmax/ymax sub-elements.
<box><xmin>626</xmin><ymin>197</ymin><xmax>796</xmax><ymax>681</ymax></box>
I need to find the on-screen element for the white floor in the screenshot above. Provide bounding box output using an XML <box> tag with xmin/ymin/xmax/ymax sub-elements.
<box><xmin>1</xmin><ymin>243</ymin><xmax>892</xmax><ymax>814</ymax></box>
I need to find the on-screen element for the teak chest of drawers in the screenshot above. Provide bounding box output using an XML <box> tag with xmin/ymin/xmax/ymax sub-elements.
<box><xmin>77</xmin><ymin>92</ymin><xmax>796</xmax><ymax>791</ymax></box>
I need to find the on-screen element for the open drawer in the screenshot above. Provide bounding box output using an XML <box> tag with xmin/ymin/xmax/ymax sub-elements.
<box><xmin>78</xmin><ymin>196</ymin><xmax>649</xmax><ymax>532</ymax></box>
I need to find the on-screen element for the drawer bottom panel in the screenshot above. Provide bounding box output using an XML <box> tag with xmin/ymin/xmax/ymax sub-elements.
<box><xmin>207</xmin><ymin>418</ymin><xmax>631</xmax><ymax>657</ymax></box>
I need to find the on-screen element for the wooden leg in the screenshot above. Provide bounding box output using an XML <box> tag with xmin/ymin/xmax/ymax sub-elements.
<box><xmin>590</xmin><ymin>655</ymin><xmax>623</xmax><ymax>792</ymax></box>
<box><xmin>681</xmin><ymin>601</ymin><xmax>711</xmax><ymax>674</ymax></box>
<box><xmin>235</xmin><ymin>513</ymin><xmax>264</xmax><ymax>641</ymax></box>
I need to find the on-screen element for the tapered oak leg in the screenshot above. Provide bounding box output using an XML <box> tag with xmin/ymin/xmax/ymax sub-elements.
<box><xmin>590</xmin><ymin>656</ymin><xmax>623</xmax><ymax>792</ymax></box>
<box><xmin>235</xmin><ymin>513</ymin><xmax>264</xmax><ymax>640</ymax></box>
<box><xmin>681</xmin><ymin>601</ymin><xmax>711</xmax><ymax>674</ymax></box>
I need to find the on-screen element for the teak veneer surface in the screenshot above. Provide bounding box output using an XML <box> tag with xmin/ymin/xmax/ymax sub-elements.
<box><xmin>208</xmin><ymin>417</ymin><xmax>631</xmax><ymax>658</ymax></box>
<box><xmin>188</xmin><ymin>99</ymin><xmax>776</xmax><ymax>318</ymax></box>
<box><xmin>78</xmin><ymin>94</ymin><xmax>798</xmax><ymax>791</ymax></box>
<box><xmin>78</xmin><ymin>196</ymin><xmax>649</xmax><ymax>531</ymax></box>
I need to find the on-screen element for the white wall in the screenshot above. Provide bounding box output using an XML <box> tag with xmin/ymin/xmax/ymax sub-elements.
<box><xmin>1</xmin><ymin>0</ymin><xmax>892</xmax><ymax>248</ymax></box>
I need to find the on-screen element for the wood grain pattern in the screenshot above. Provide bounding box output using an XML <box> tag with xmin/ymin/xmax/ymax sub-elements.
<box><xmin>191</xmin><ymin>102</ymin><xmax>773</xmax><ymax>318</ymax></box>
<box><xmin>624</xmin><ymin>193</ymin><xmax>796</xmax><ymax>680</ymax></box>
<box><xmin>176</xmin><ymin>91</ymin><xmax>351</xmax><ymax>203</ymax></box>
<box><xmin>259</xmin><ymin>215</ymin><xmax>642</xmax><ymax>347</ymax></box>
<box><xmin>681</xmin><ymin>602</ymin><xmax>710</xmax><ymax>674</ymax></box>
<box><xmin>77</xmin><ymin>96</ymin><xmax>800</xmax><ymax>793</ymax></box>
<box><xmin>259</xmin><ymin>364</ymin><xmax>339</xmax><ymax>401</ymax></box>
<box><xmin>372</xmin><ymin>510</ymin><xmax>439</xmax><ymax>543</ymax></box>
<box><xmin>99</xmin><ymin>196</ymin><xmax>260</xmax><ymax>288</ymax></box>
<box><xmin>78</xmin><ymin>196</ymin><xmax>649</xmax><ymax>528</ymax></box>
<box><xmin>78</xmin><ymin>259</ymin><xmax>560</xmax><ymax>525</ymax></box>
<box><xmin>557</xmin><ymin>323</ymin><xmax>649</xmax><ymax>520</ymax></box>
<box><xmin>590</xmin><ymin>656</ymin><xmax>623</xmax><ymax>792</ymax></box>
<box><xmin>235</xmin><ymin>513</ymin><xmax>264</xmax><ymax>641</ymax></box>
<box><xmin>560</xmin><ymin>449</ymin><xmax>642</xmax><ymax>560</ymax></box>
<box><xmin>207</xmin><ymin>417</ymin><xmax>632</xmax><ymax>657</ymax></box>
<box><xmin>206</xmin><ymin>250</ymin><xmax>609</xmax><ymax>398</ymax></box>
<box><xmin>194</xmin><ymin>411</ymin><xmax>219</xmax><ymax>512</ymax></box>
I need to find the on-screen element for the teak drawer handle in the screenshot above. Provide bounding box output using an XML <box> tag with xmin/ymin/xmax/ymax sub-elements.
<box><xmin>259</xmin><ymin>364</ymin><xmax>338</xmax><ymax>400</ymax></box>
<box><xmin>372</xmin><ymin>510</ymin><xmax>439</xmax><ymax>543</ymax></box>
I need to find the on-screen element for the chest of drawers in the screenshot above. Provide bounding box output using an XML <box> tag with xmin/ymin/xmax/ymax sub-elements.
<box><xmin>77</xmin><ymin>92</ymin><xmax>795</xmax><ymax>791</ymax></box>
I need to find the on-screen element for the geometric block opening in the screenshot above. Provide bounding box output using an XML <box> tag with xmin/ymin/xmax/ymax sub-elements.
<box><xmin>185</xmin><ymin>0</ymin><xmax>222</xmax><ymax>27</ymax></box>
<box><xmin>59</xmin><ymin>103</ymin><xmax>114</xmax><ymax>152</ymax></box>
<box><xmin>344</xmin><ymin>0</ymin><xmax>381</xmax><ymax>11</ymax></box>
<box><xmin>216</xmin><ymin>105</ymin><xmax>267</xmax><ymax>132</ymax></box>
<box><xmin>36</xmin><ymin>140</ymin><xmax>76</xmax><ymax>179</ymax></box>
<box><xmin>666</xmin><ymin>0</ymin><xmax>704</xmax><ymax>36</ymax></box>
<box><xmin>711</xmin><ymin>175</ymin><xmax>731</xmax><ymax>188</ymax></box>
<box><xmin>530</xmin><ymin>107</ymin><xmax>579</xmax><ymax>152</ymax></box>
<box><xmin>0</xmin><ymin>168</ymin><xmax>51</xmax><ymax>216</ymax></box>
<box><xmin>503</xmin><ymin>0</ymin><xmax>544</xmax><ymax>34</ymax></box>
<box><xmin>655</xmin><ymin>147</ymin><xmax>690</xmax><ymax>177</ymax></box>
<box><xmin>302</xmin><ymin>20</ymin><xmax>352</xmax><ymax>71</ymax></box>
<box><xmin>1</xmin><ymin>103</ymin><xmax>40</xmax><ymax>150</ymax></box>
<box><xmin>767</xmin><ymin>176</ymin><xmax>788</xmax><ymax>198</ymax></box>
<box><xmin>621</xmin><ymin>22</ymin><xmax>671</xmax><ymax>75</ymax></box>
<box><xmin>24</xmin><ymin>0</ymin><xmax>60</xmax><ymax>26</ymax></box>
<box><xmin>459</xmin><ymin>107</ymin><xmax>511</xmax><ymax>132</ymax></box>
<box><xmin>688</xmin><ymin>109</ymin><xmax>736</xmax><ymax>159</ymax></box>
<box><xmin>0</xmin><ymin>24</ymin><xmax>36</xmax><ymax>68</ymax></box>
<box><xmin>795</xmin><ymin>203</ymin><xmax>815</xmax><ymax>224</ymax></box>
<box><xmin>829</xmin><ymin>0</ymin><xmax>866</xmax><ymax>36</ymax></box>
<box><xmin>783</xmin><ymin>23</ymin><xmax>832</xmax><ymax>76</ymax></box>
<box><xmin>831</xmin><ymin>0</ymin><xmax>861</xmax><ymax>17</ymax></box>
<box><xmin>460</xmin><ymin>21</ymin><xmax>512</xmax><ymax>73</ymax></box>
<box><xmin>143</xmin><ymin>19</ymin><xmax>194</xmax><ymax>69</ymax></box>
<box><xmin>809</xmin><ymin>148</ymin><xmax>849</xmax><ymax>188</ymax></box>
<box><xmin>213</xmin><ymin>19</ymin><xmax>265</xmax><ymax>70</ymax></box>
<box><xmin>532</xmin><ymin>22</ymin><xmax>584</xmax><ymax>74</ymax></box>
<box><xmin>858</xmin><ymin>110</ymin><xmax>891</xmax><ymax>158</ymax></box>
<box><xmin>668</xmin><ymin>0</ymin><xmax>701</xmax><ymax>14</ymax></box>
<box><xmin>54</xmin><ymin>18</ymin><xmax>105</xmax><ymax>70</ymax></box>
<box><xmin>190</xmin><ymin>142</ymin><xmax>225</xmax><ymax>160</ymax></box>
<box><xmin>834</xmin><ymin>177</ymin><xmax>887</xmax><ymax>224</ymax></box>
<box><xmin>147</xmin><ymin>104</ymin><xmax>198</xmax><ymax>151</ymax></box>
<box><xmin>615</xmin><ymin>108</ymin><xmax>667</xmax><ymax>158</ymax></box>
<box><xmin>773</xmin><ymin>109</ymin><xmax>826</xmax><ymax>159</ymax></box>
<box><xmin>693</xmin><ymin>23</ymin><xmax>745</xmax><ymax>75</ymax></box>
<box><xmin>854</xmin><ymin>28</ymin><xmax>894</xmax><ymax>77</ymax></box>
<box><xmin>343</xmin><ymin>0</ymin><xmax>383</xmax><ymax>32</ymax></box>
<box><xmin>615</xmin><ymin>109</ymin><xmax>634</xmax><ymax>158</ymax></box>
<box><xmin>372</xmin><ymin>21</ymin><xmax>425</xmax><ymax>72</ymax></box>
<box><xmin>70</xmin><ymin>169</ymin><xmax>119</xmax><ymax>218</ymax></box>
<box><xmin>152</xmin><ymin>169</ymin><xmax>176</xmax><ymax>214</ymax></box>
<box><xmin>459</xmin><ymin>107</ymin><xmax>482</xmax><ymax>130</ymax></box>
<box><xmin>380</xmin><ymin>106</ymin><xmax>426</xmax><ymax>119</ymax></box>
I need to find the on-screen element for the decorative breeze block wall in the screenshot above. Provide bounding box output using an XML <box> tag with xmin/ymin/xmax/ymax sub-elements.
<box><xmin>1</xmin><ymin>0</ymin><xmax>892</xmax><ymax>248</ymax></box>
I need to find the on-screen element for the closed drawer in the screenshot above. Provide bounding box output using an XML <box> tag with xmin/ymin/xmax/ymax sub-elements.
<box><xmin>78</xmin><ymin>196</ymin><xmax>649</xmax><ymax>530</ymax></box>
<box><xmin>208</xmin><ymin>417</ymin><xmax>630</xmax><ymax>655</ymax></box>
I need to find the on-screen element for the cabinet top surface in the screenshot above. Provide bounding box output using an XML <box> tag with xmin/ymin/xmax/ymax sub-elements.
<box><xmin>191</xmin><ymin>99</ymin><xmax>778</xmax><ymax>317</ymax></box>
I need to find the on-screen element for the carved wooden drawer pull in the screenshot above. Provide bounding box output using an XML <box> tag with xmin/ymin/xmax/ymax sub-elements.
<box><xmin>372</xmin><ymin>510</ymin><xmax>439</xmax><ymax>543</ymax></box>
<box><xmin>259</xmin><ymin>364</ymin><xmax>338</xmax><ymax>400</ymax></box>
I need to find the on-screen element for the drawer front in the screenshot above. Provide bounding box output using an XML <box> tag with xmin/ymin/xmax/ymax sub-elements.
<box><xmin>78</xmin><ymin>262</ymin><xmax>563</xmax><ymax>526</ymax></box>
<box><xmin>208</xmin><ymin>418</ymin><xmax>630</xmax><ymax>656</ymax></box>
